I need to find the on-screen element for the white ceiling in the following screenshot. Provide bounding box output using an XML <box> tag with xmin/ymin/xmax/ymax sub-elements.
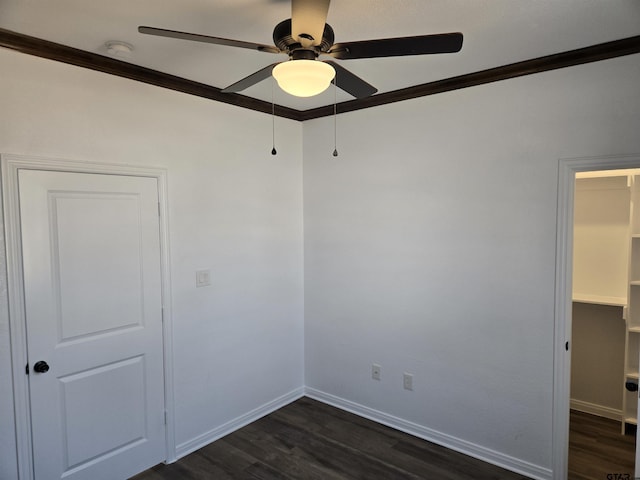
<box><xmin>1</xmin><ymin>0</ymin><xmax>639</xmax><ymax>110</ymax></box>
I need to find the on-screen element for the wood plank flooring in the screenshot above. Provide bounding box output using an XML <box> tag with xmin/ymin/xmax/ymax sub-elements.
<box><xmin>131</xmin><ymin>397</ymin><xmax>529</xmax><ymax>480</ymax></box>
<box><xmin>568</xmin><ymin>410</ymin><xmax>635</xmax><ymax>480</ymax></box>
<box><xmin>132</xmin><ymin>401</ymin><xmax>637</xmax><ymax>479</ymax></box>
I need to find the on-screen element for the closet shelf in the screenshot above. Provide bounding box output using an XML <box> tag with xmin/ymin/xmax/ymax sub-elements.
<box><xmin>624</xmin><ymin>416</ymin><xmax>638</xmax><ymax>425</ymax></box>
<box><xmin>571</xmin><ymin>294</ymin><xmax>626</xmax><ymax>307</ymax></box>
<box><xmin>629</xmin><ymin>326</ymin><xmax>640</xmax><ymax>333</ymax></box>
<box><xmin>626</xmin><ymin>371</ymin><xmax>639</xmax><ymax>380</ymax></box>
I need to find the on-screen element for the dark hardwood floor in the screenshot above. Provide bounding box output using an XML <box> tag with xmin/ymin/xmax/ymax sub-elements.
<box><xmin>132</xmin><ymin>401</ymin><xmax>637</xmax><ymax>479</ymax></box>
<box><xmin>131</xmin><ymin>397</ymin><xmax>529</xmax><ymax>479</ymax></box>
<box><xmin>568</xmin><ymin>410</ymin><xmax>635</xmax><ymax>480</ymax></box>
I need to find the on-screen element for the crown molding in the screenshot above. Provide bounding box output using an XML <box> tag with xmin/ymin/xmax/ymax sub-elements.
<box><xmin>0</xmin><ymin>28</ymin><xmax>301</xmax><ymax>121</ymax></box>
<box><xmin>1</xmin><ymin>27</ymin><xmax>639</xmax><ymax>122</ymax></box>
<box><xmin>299</xmin><ymin>34</ymin><xmax>640</xmax><ymax>120</ymax></box>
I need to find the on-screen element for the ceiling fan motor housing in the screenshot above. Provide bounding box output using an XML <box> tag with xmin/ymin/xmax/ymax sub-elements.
<box><xmin>273</xmin><ymin>19</ymin><xmax>335</xmax><ymax>55</ymax></box>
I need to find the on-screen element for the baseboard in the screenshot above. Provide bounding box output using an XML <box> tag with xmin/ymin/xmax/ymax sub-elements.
<box><xmin>174</xmin><ymin>387</ymin><xmax>305</xmax><ymax>460</ymax></box>
<box><xmin>570</xmin><ymin>398</ymin><xmax>622</xmax><ymax>421</ymax></box>
<box><xmin>305</xmin><ymin>387</ymin><xmax>552</xmax><ymax>480</ymax></box>
<box><xmin>173</xmin><ymin>385</ymin><xmax>552</xmax><ymax>479</ymax></box>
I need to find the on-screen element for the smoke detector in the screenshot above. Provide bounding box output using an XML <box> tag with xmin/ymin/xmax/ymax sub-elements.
<box><xmin>105</xmin><ymin>41</ymin><xmax>133</xmax><ymax>58</ymax></box>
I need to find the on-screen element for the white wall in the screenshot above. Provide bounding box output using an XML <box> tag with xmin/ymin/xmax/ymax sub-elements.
<box><xmin>2</xmin><ymin>44</ymin><xmax>640</xmax><ymax>480</ymax></box>
<box><xmin>573</xmin><ymin>176</ymin><xmax>630</xmax><ymax>302</ymax></box>
<box><xmin>570</xmin><ymin>303</ymin><xmax>625</xmax><ymax>416</ymax></box>
<box><xmin>303</xmin><ymin>54</ymin><xmax>640</xmax><ymax>476</ymax></box>
<box><xmin>570</xmin><ymin>177</ymin><xmax>628</xmax><ymax>417</ymax></box>
<box><xmin>0</xmin><ymin>48</ymin><xmax>304</xmax><ymax>479</ymax></box>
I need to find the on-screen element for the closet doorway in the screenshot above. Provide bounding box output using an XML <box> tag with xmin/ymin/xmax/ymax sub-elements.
<box><xmin>552</xmin><ymin>155</ymin><xmax>640</xmax><ymax>480</ymax></box>
<box><xmin>569</xmin><ymin>169</ymin><xmax>637</xmax><ymax>478</ymax></box>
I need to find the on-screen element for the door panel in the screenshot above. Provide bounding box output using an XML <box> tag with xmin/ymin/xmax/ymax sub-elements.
<box><xmin>53</xmin><ymin>192</ymin><xmax>145</xmax><ymax>340</ymax></box>
<box><xmin>19</xmin><ymin>170</ymin><xmax>165</xmax><ymax>480</ymax></box>
<box><xmin>61</xmin><ymin>356</ymin><xmax>146</xmax><ymax>469</ymax></box>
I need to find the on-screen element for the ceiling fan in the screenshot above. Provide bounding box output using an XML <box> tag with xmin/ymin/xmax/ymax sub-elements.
<box><xmin>139</xmin><ymin>0</ymin><xmax>463</xmax><ymax>99</ymax></box>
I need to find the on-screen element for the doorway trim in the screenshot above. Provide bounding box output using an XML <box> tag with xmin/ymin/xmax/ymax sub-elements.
<box><xmin>553</xmin><ymin>153</ymin><xmax>640</xmax><ymax>479</ymax></box>
<box><xmin>1</xmin><ymin>153</ymin><xmax>176</xmax><ymax>480</ymax></box>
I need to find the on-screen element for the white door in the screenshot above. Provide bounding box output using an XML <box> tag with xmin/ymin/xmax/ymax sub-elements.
<box><xmin>19</xmin><ymin>170</ymin><xmax>166</xmax><ymax>480</ymax></box>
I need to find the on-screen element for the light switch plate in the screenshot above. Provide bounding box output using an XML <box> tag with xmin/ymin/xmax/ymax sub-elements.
<box><xmin>196</xmin><ymin>269</ymin><xmax>211</xmax><ymax>287</ymax></box>
<box><xmin>403</xmin><ymin>372</ymin><xmax>413</xmax><ymax>391</ymax></box>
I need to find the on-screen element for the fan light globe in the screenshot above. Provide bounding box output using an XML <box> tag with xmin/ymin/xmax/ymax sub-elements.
<box><xmin>272</xmin><ymin>60</ymin><xmax>335</xmax><ymax>97</ymax></box>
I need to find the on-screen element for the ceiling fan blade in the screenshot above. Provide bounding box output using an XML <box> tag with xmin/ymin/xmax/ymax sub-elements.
<box><xmin>324</xmin><ymin>61</ymin><xmax>377</xmax><ymax>98</ymax></box>
<box><xmin>138</xmin><ymin>26</ymin><xmax>281</xmax><ymax>54</ymax></box>
<box><xmin>221</xmin><ymin>63</ymin><xmax>281</xmax><ymax>93</ymax></box>
<box><xmin>328</xmin><ymin>32</ymin><xmax>463</xmax><ymax>60</ymax></box>
<box><xmin>291</xmin><ymin>0</ymin><xmax>331</xmax><ymax>46</ymax></box>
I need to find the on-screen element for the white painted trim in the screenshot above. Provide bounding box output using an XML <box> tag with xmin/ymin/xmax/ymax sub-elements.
<box><xmin>305</xmin><ymin>387</ymin><xmax>551</xmax><ymax>480</ymax></box>
<box><xmin>570</xmin><ymin>399</ymin><xmax>622</xmax><ymax>421</ymax></box>
<box><xmin>552</xmin><ymin>157</ymin><xmax>574</xmax><ymax>480</ymax></box>
<box><xmin>553</xmin><ymin>153</ymin><xmax>640</xmax><ymax>480</ymax></box>
<box><xmin>175</xmin><ymin>387</ymin><xmax>305</xmax><ymax>459</ymax></box>
<box><xmin>1</xmin><ymin>153</ymin><xmax>176</xmax><ymax>478</ymax></box>
<box><xmin>1</xmin><ymin>157</ymin><xmax>34</xmax><ymax>480</ymax></box>
<box><xmin>156</xmin><ymin>166</ymin><xmax>177</xmax><ymax>464</ymax></box>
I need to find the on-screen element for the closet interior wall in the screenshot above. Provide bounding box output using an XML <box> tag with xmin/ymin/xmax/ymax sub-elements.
<box><xmin>572</xmin><ymin>172</ymin><xmax>640</xmax><ymax>431</ymax></box>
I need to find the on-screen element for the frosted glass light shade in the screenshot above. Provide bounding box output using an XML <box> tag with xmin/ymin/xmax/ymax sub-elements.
<box><xmin>272</xmin><ymin>60</ymin><xmax>336</xmax><ymax>97</ymax></box>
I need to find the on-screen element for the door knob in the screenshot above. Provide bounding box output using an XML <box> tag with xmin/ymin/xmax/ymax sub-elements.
<box><xmin>33</xmin><ymin>361</ymin><xmax>50</xmax><ymax>374</ymax></box>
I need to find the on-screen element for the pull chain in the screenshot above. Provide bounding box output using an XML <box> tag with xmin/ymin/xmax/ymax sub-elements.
<box><xmin>271</xmin><ymin>77</ymin><xmax>277</xmax><ymax>155</ymax></box>
<box><xmin>332</xmin><ymin>79</ymin><xmax>338</xmax><ymax>157</ymax></box>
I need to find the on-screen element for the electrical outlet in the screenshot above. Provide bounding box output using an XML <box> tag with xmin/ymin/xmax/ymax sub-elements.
<box><xmin>372</xmin><ymin>363</ymin><xmax>381</xmax><ymax>381</ymax></box>
<box><xmin>403</xmin><ymin>373</ymin><xmax>413</xmax><ymax>391</ymax></box>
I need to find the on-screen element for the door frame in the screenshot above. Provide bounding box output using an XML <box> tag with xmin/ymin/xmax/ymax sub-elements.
<box><xmin>553</xmin><ymin>153</ymin><xmax>640</xmax><ymax>479</ymax></box>
<box><xmin>1</xmin><ymin>153</ymin><xmax>176</xmax><ymax>480</ymax></box>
